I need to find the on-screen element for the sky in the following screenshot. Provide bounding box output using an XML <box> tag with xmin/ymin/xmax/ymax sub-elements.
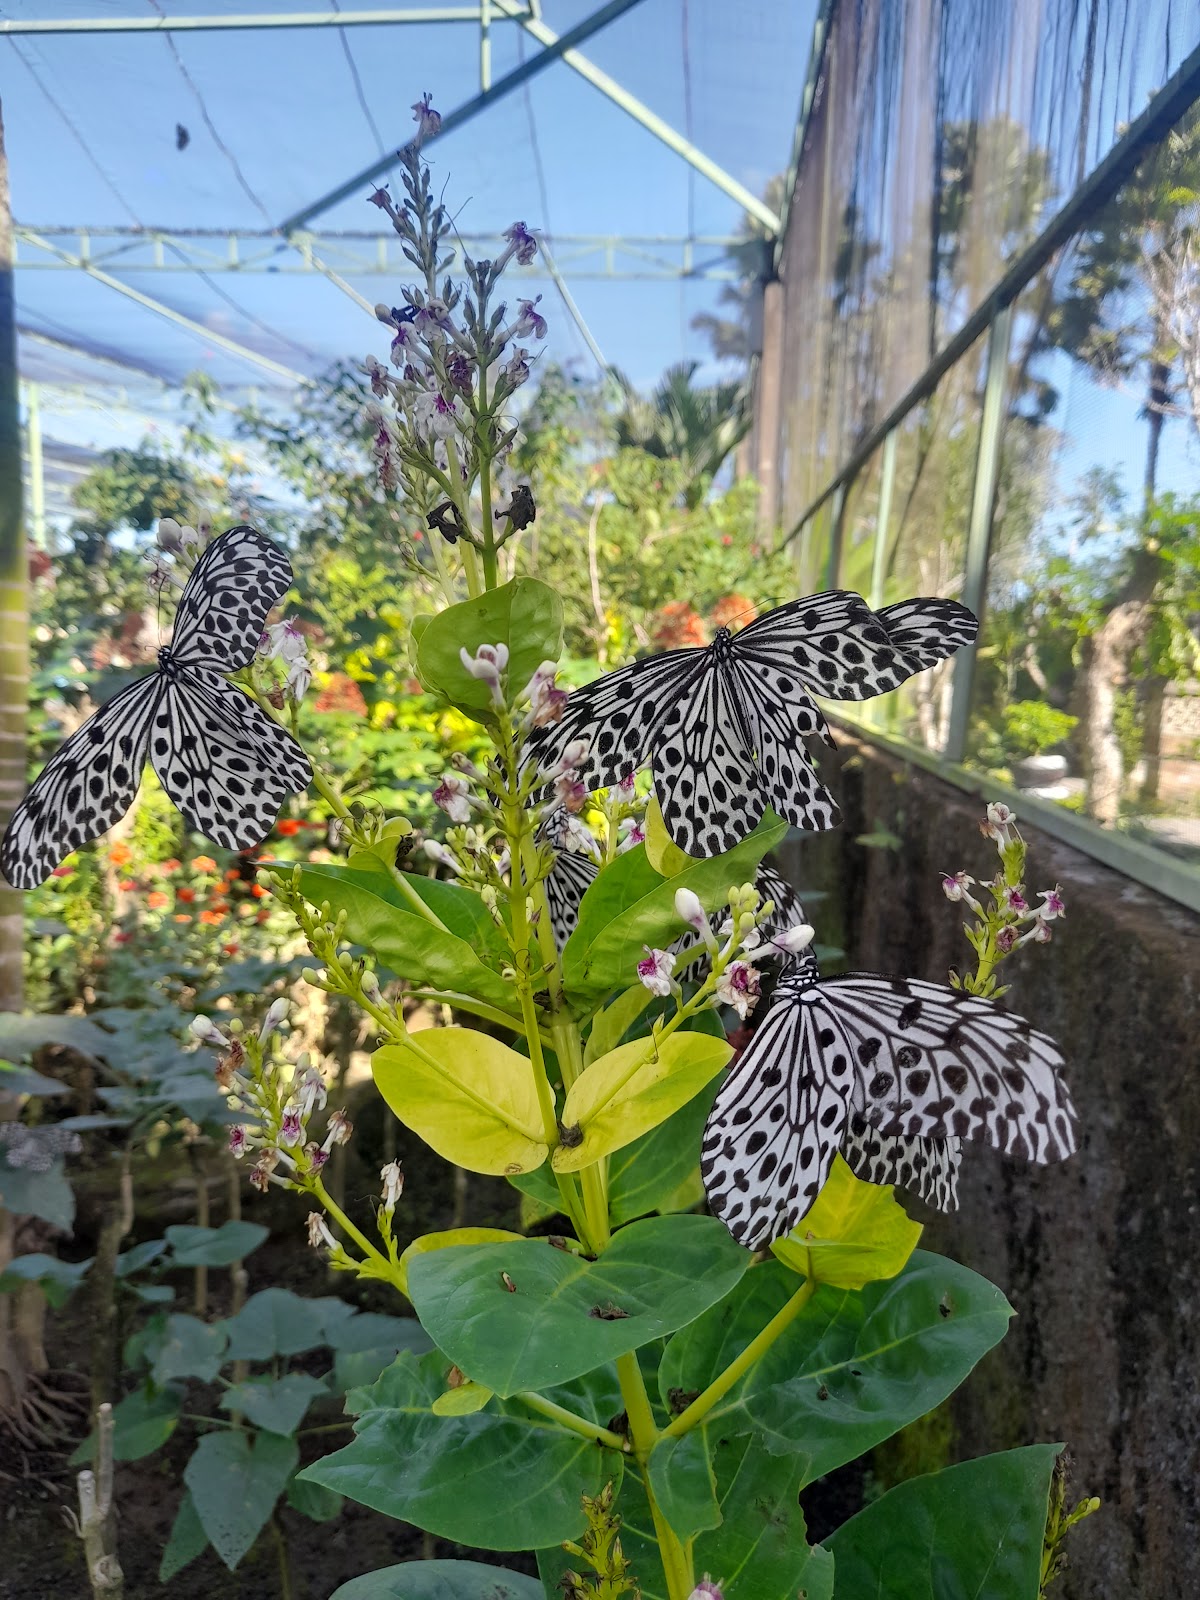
<box><xmin>4</xmin><ymin>0</ymin><xmax>815</xmax><ymax>518</ymax></box>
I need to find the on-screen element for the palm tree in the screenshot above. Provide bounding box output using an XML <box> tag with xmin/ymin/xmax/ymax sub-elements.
<box><xmin>612</xmin><ymin>360</ymin><xmax>751</xmax><ymax>509</ymax></box>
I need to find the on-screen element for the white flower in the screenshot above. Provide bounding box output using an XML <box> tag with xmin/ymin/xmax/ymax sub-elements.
<box><xmin>190</xmin><ymin>1015</ymin><xmax>230</xmax><ymax>1048</ymax></box>
<box><xmin>716</xmin><ymin>960</ymin><xmax>761</xmax><ymax>1019</ymax></box>
<box><xmin>258</xmin><ymin>998</ymin><xmax>290</xmax><ymax>1043</ymax></box>
<box><xmin>296</xmin><ymin>1063</ymin><xmax>328</xmax><ymax>1117</ymax></box>
<box><xmin>261</xmin><ymin>618</ymin><xmax>307</xmax><ymax>664</ymax></box>
<box><xmin>307</xmin><ymin>1213</ymin><xmax>338</xmax><ymax>1250</ymax></box>
<box><xmin>521</xmin><ymin>661</ymin><xmax>568</xmax><ymax>727</ymax></box>
<box><xmin>380</xmin><ymin>1160</ymin><xmax>404</xmax><ymax>1213</ymax></box>
<box><xmin>941</xmin><ymin>871</ymin><xmax>975</xmax><ymax>903</ymax></box>
<box><xmin>769</xmin><ymin>923</ymin><xmax>815</xmax><ymax>956</ymax></box>
<box><xmin>1037</xmin><ymin>885</ymin><xmax>1066</xmax><ymax>921</ymax></box>
<box><xmin>513</xmin><ymin>296</ymin><xmax>547</xmax><ymax>341</ymax></box>
<box><xmin>156</xmin><ymin>516</ymin><xmax>183</xmax><ymax>552</ymax></box>
<box><xmin>636</xmin><ymin>946</ymin><xmax>676</xmax><ymax>997</ymax></box>
<box><xmin>433</xmin><ymin>772</ymin><xmax>472</xmax><ymax>824</ymax></box>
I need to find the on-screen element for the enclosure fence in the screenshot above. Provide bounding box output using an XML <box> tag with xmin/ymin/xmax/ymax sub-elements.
<box><xmin>755</xmin><ymin>0</ymin><xmax>1200</xmax><ymax>912</ymax></box>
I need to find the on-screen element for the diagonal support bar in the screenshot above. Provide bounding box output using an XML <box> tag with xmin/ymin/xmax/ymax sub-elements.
<box><xmin>491</xmin><ymin>0</ymin><xmax>781</xmax><ymax>232</ymax></box>
<box><xmin>280</xmin><ymin>0</ymin><xmax>649</xmax><ymax>234</ymax></box>
<box><xmin>20</xmin><ymin>231</ymin><xmax>308</xmax><ymax>387</ymax></box>
<box><xmin>0</xmin><ymin>8</ymin><xmax>507</xmax><ymax>35</ymax></box>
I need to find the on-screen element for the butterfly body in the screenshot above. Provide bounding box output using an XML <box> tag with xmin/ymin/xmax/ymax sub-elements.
<box><xmin>2</xmin><ymin>526</ymin><xmax>312</xmax><ymax>889</ymax></box>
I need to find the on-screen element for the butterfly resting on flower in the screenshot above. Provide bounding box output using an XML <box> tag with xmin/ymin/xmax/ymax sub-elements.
<box><xmin>1</xmin><ymin>526</ymin><xmax>312</xmax><ymax>889</ymax></box>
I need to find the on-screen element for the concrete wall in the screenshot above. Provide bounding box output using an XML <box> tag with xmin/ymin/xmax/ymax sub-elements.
<box><xmin>776</xmin><ymin>733</ymin><xmax>1200</xmax><ymax>1598</ymax></box>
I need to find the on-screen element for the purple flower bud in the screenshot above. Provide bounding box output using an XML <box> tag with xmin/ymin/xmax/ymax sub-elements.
<box><xmin>503</xmin><ymin>221</ymin><xmax>538</xmax><ymax>265</ymax></box>
<box><xmin>637</xmin><ymin>947</ymin><xmax>676</xmax><ymax>996</ymax></box>
<box><xmin>1038</xmin><ymin>885</ymin><xmax>1066</xmax><ymax>921</ymax></box>
<box><xmin>228</xmin><ymin>1125</ymin><xmax>248</xmax><ymax>1158</ymax></box>
<box><xmin>411</xmin><ymin>92</ymin><xmax>441</xmax><ymax>140</ymax></box>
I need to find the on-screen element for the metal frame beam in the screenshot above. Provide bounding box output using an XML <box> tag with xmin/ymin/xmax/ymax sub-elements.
<box><xmin>280</xmin><ymin>0</ymin><xmax>649</xmax><ymax>233</ymax></box>
<box><xmin>14</xmin><ymin>225</ymin><xmax>740</xmax><ymax>282</ymax></box>
<box><xmin>0</xmin><ymin>8</ymin><xmax>520</xmax><ymax>35</ymax></box>
<box><xmin>19</xmin><ymin>230</ymin><xmax>308</xmax><ymax>387</ymax></box>
<box><xmin>490</xmin><ymin>0</ymin><xmax>781</xmax><ymax>232</ymax></box>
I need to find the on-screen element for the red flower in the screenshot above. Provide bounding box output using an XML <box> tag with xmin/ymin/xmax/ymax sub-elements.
<box><xmin>114</xmin><ymin>930</ymin><xmax>132</xmax><ymax>944</ymax></box>
<box><xmin>177</xmin><ymin>887</ymin><xmax>196</xmax><ymax>904</ymax></box>
<box><xmin>275</xmin><ymin>820</ymin><xmax>302</xmax><ymax>837</ymax></box>
<box><xmin>51</xmin><ymin>863</ymin><xmax>76</xmax><ymax>878</ymax></box>
<box><xmin>117</xmin><ymin>878</ymin><xmax>137</xmax><ymax>892</ymax></box>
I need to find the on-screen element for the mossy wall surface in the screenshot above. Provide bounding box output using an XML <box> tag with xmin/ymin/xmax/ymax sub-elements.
<box><xmin>778</xmin><ymin>733</ymin><xmax>1200</xmax><ymax>1600</ymax></box>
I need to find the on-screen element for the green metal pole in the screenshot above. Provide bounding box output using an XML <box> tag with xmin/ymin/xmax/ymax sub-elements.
<box><xmin>944</xmin><ymin>306</ymin><xmax>1014</xmax><ymax>765</ymax></box>
<box><xmin>823</xmin><ymin>482</ymin><xmax>847</xmax><ymax>590</ymax></box>
<box><xmin>0</xmin><ymin>98</ymin><xmax>27</xmax><ymax>1001</ymax></box>
<box><xmin>865</xmin><ymin>428</ymin><xmax>898</xmax><ymax>730</ymax></box>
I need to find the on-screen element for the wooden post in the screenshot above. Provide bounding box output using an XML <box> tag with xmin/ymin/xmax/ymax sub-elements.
<box><xmin>77</xmin><ymin>1402</ymin><xmax>124</xmax><ymax>1598</ymax></box>
<box><xmin>754</xmin><ymin>278</ymin><xmax>784</xmax><ymax>535</ymax></box>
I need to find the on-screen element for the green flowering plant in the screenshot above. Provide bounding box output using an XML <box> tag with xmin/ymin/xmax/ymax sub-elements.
<box><xmin>31</xmin><ymin>107</ymin><xmax>1095</xmax><ymax>1600</ymax></box>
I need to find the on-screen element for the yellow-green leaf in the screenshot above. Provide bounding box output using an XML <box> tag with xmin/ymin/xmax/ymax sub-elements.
<box><xmin>583</xmin><ymin>984</ymin><xmax>653</xmax><ymax>1066</ymax></box>
<box><xmin>374</xmin><ymin>1030</ymin><xmax>550</xmax><ymax>1177</ymax></box>
<box><xmin>554</xmin><ymin>1031</ymin><xmax>731</xmax><ymax>1172</ymax></box>
<box><xmin>770</xmin><ymin>1157</ymin><xmax>922</xmax><ymax>1289</ymax></box>
<box><xmin>644</xmin><ymin>796</ymin><xmax>698</xmax><ymax>877</ymax></box>
<box><xmin>432</xmin><ymin>1382</ymin><xmax>494</xmax><ymax>1416</ymax></box>
<box><xmin>397</xmin><ymin>1227</ymin><xmax>526</xmax><ymax>1296</ymax></box>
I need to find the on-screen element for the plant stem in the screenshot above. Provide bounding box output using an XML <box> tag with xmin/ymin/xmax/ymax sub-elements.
<box><xmin>517</xmin><ymin>1391</ymin><xmax>630</xmax><ymax>1451</ymax></box>
<box><xmin>615</xmin><ymin>1352</ymin><xmax>694</xmax><ymax>1599</ymax></box>
<box><xmin>311</xmin><ymin>1178</ymin><xmax>402</xmax><ymax>1288</ymax></box>
<box><xmin>477</xmin><ymin>362</ymin><xmax>498</xmax><ymax>589</ymax></box>
<box><xmin>663</xmin><ymin>1278</ymin><xmax>816</xmax><ymax>1439</ymax></box>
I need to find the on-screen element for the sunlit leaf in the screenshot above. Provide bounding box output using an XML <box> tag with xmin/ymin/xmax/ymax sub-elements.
<box><xmin>416</xmin><ymin>578</ymin><xmax>562</xmax><ymax>718</ymax></box>
<box><xmin>396</xmin><ymin>1227</ymin><xmax>525</xmax><ymax>1297</ymax></box>
<box><xmin>771</xmin><ymin>1156</ymin><xmax>922</xmax><ymax>1289</ymax></box>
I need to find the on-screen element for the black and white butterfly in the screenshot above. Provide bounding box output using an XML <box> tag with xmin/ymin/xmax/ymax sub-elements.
<box><xmin>2</xmin><ymin>526</ymin><xmax>312</xmax><ymax>889</ymax></box>
<box><xmin>701</xmin><ymin>948</ymin><xmax>1075</xmax><ymax>1249</ymax></box>
<box><xmin>523</xmin><ymin>592</ymin><xmax>977</xmax><ymax>857</ymax></box>
<box><xmin>538</xmin><ymin>807</ymin><xmax>600</xmax><ymax>949</ymax></box>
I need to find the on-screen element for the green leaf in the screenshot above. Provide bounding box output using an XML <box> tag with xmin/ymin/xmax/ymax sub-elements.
<box><xmin>0</xmin><ymin>1251</ymin><xmax>91</xmax><ymax>1307</ymax></box>
<box><xmin>0</xmin><ymin>1013</ymin><xmax>113</xmax><ymax>1060</ymax></box>
<box><xmin>222</xmin><ymin>1289</ymin><xmax>355</xmax><ymax>1361</ymax></box>
<box><xmin>537</xmin><ymin>1437</ymin><xmax>834</xmax><ymax>1600</ymax></box>
<box><xmin>561</xmin><ymin>816</ymin><xmax>788</xmax><ymax>1006</ymax></box>
<box><xmin>659</xmin><ymin>1252</ymin><xmax>1012</xmax><ymax>1485</ymax></box>
<box><xmin>396</xmin><ymin>1228</ymin><xmax>525</xmax><ymax>1297</ymax></box>
<box><xmin>608</xmin><ymin>1075</ymin><xmax>720</xmax><ymax>1224</ymax></box>
<box><xmin>220</xmin><ymin>1374</ymin><xmax>327</xmax><ymax>1436</ymax></box>
<box><xmin>643</xmin><ymin>795</ymin><xmax>698</xmax><ymax>877</ymax></box>
<box><xmin>293</xmin><ymin>863</ymin><xmax>518</xmax><ymax>1016</ymax></box>
<box><xmin>300</xmin><ymin>1349</ymin><xmax>614</xmax><ymax>1550</ymax></box>
<box><xmin>770</xmin><ymin>1156</ymin><xmax>922</xmax><ymax>1289</ymax></box>
<box><xmin>825</xmin><ymin>1445</ymin><xmax>1062</xmax><ymax>1598</ymax></box>
<box><xmin>329</xmin><ymin>1316</ymin><xmax>434</xmax><ymax>1394</ymax></box>
<box><xmin>554</xmin><ymin>1030</ymin><xmax>730</xmax><ymax>1170</ymax></box>
<box><xmin>647</xmin><ymin>1430</ymin><xmax>720</xmax><ymax>1542</ymax></box>
<box><xmin>159</xmin><ymin>1492</ymin><xmax>208</xmax><ymax>1583</ymax></box>
<box><xmin>115</xmin><ymin>1238</ymin><xmax>169</xmax><ymax>1277</ymax></box>
<box><xmin>416</xmin><ymin>578</ymin><xmax>563</xmax><ymax>717</ymax></box>
<box><xmin>165</xmin><ymin>1221</ymin><xmax>269</xmax><ymax>1267</ymax></box>
<box><xmin>330</xmin><ymin>1559</ymin><xmax>544</xmax><ymax>1599</ymax></box>
<box><xmin>74</xmin><ymin>1382</ymin><xmax>183</xmax><ymax>1466</ymax></box>
<box><xmin>184</xmin><ymin>1429</ymin><xmax>299</xmax><ymax>1571</ymax></box>
<box><xmin>406</xmin><ymin>1215</ymin><xmax>750</xmax><ymax>1397</ymax></box>
<box><xmin>0</xmin><ymin>1060</ymin><xmax>70</xmax><ymax>1096</ymax></box>
<box><xmin>287</xmin><ymin>1474</ymin><xmax>344</xmax><ymax>1523</ymax></box>
<box><xmin>0</xmin><ymin>1159</ymin><xmax>74</xmax><ymax>1229</ymax></box>
<box><xmin>151</xmin><ymin>1314</ymin><xmax>229</xmax><ymax>1385</ymax></box>
<box><xmin>375</xmin><ymin>1031</ymin><xmax>549</xmax><ymax>1177</ymax></box>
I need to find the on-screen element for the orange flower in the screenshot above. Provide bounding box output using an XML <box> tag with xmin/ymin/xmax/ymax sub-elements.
<box><xmin>710</xmin><ymin>593</ymin><xmax>757</xmax><ymax>632</ymax></box>
<box><xmin>251</xmin><ymin>884</ymin><xmax>267</xmax><ymax>898</ymax></box>
<box><xmin>223</xmin><ymin>942</ymin><xmax>239</xmax><ymax>956</ymax></box>
<box><xmin>199</xmin><ymin>909</ymin><xmax>223</xmax><ymax>926</ymax></box>
<box><xmin>176</xmin><ymin>886</ymin><xmax>196</xmax><ymax>904</ymax></box>
<box><xmin>652</xmin><ymin>601</ymin><xmax>708</xmax><ymax>651</ymax></box>
<box><xmin>173</xmin><ymin>914</ymin><xmax>192</xmax><ymax>924</ymax></box>
<box><xmin>117</xmin><ymin>879</ymin><xmax>137</xmax><ymax>892</ymax></box>
<box><xmin>146</xmin><ymin>890</ymin><xmax>169</xmax><ymax>909</ymax></box>
<box><xmin>209</xmin><ymin>900</ymin><xmax>230</xmax><ymax>915</ymax></box>
<box><xmin>256</xmin><ymin>909</ymin><xmax>270</xmax><ymax>924</ymax></box>
<box><xmin>275</xmin><ymin>819</ymin><xmax>302</xmax><ymax>837</ymax></box>
<box><xmin>162</xmin><ymin>858</ymin><xmax>182</xmax><ymax>873</ymax></box>
<box><xmin>191</xmin><ymin>855</ymin><xmax>218</xmax><ymax>873</ymax></box>
<box><xmin>313</xmin><ymin>672</ymin><xmax>368</xmax><ymax>716</ymax></box>
<box><xmin>109</xmin><ymin>843</ymin><xmax>132</xmax><ymax>867</ymax></box>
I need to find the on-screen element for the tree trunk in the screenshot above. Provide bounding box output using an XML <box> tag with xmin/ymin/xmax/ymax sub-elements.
<box><xmin>1139</xmin><ymin>674</ymin><xmax>1168</xmax><ymax>803</ymax></box>
<box><xmin>1079</xmin><ymin>344</ymin><xmax>1169</xmax><ymax>822</ymax></box>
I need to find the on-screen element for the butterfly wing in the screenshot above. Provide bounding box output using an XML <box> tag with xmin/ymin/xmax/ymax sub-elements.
<box><xmin>537</xmin><ymin>806</ymin><xmax>600</xmax><ymax>949</ymax></box>
<box><xmin>701</xmin><ymin>970</ymin><xmax>853</xmax><ymax>1248</ymax></box>
<box><xmin>733</xmin><ymin>659</ymin><xmax>841</xmax><ymax>833</ymax></box>
<box><xmin>755</xmin><ymin>864</ymin><xmax>809</xmax><ymax>945</ymax></box>
<box><xmin>1</xmin><ymin>676</ymin><xmax>163</xmax><ymax>889</ymax></box>
<box><xmin>823</xmin><ymin>974</ymin><xmax>1076</xmax><ymax>1161</ymax></box>
<box><xmin>655</xmin><ymin>655</ymin><xmax>765</xmax><ymax>857</ymax></box>
<box><xmin>520</xmin><ymin>647</ymin><xmax>704</xmax><ymax>795</ymax></box>
<box><xmin>151</xmin><ymin>666</ymin><xmax>312</xmax><ymax>850</ymax></box>
<box><xmin>170</xmin><ymin>525</ymin><xmax>295</xmax><ymax>673</ymax></box>
<box><xmin>733</xmin><ymin>590</ymin><xmax>977</xmax><ymax>702</ymax></box>
<box><xmin>840</xmin><ymin>1111</ymin><xmax>961</xmax><ymax>1212</ymax></box>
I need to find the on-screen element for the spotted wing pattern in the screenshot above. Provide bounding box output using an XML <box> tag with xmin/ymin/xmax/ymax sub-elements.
<box><xmin>152</xmin><ymin>667</ymin><xmax>312</xmax><ymax>850</ymax></box>
<box><xmin>654</xmin><ymin>656</ymin><xmax>765</xmax><ymax>857</ymax></box>
<box><xmin>701</xmin><ymin>955</ymin><xmax>849</xmax><ymax>1250</ymax></box>
<box><xmin>754</xmin><ymin>865</ymin><xmax>809</xmax><ymax>946</ymax></box>
<box><xmin>171</xmin><ymin>524</ymin><xmax>295</xmax><ymax>672</ymax></box>
<box><xmin>702</xmin><ymin>956</ymin><xmax>1074</xmax><ymax>1248</ymax></box>
<box><xmin>522</xmin><ymin>590</ymin><xmax>976</xmax><ymax>857</ymax></box>
<box><xmin>537</xmin><ymin>807</ymin><xmax>600</xmax><ymax>949</ymax></box>
<box><xmin>840</xmin><ymin>1113</ymin><xmax>961</xmax><ymax>1212</ymax></box>
<box><xmin>825</xmin><ymin>974</ymin><xmax>1076</xmax><ymax>1160</ymax></box>
<box><xmin>0</xmin><ymin>677</ymin><xmax>163</xmax><ymax>889</ymax></box>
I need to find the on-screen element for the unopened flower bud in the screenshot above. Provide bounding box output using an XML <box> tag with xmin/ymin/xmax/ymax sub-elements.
<box><xmin>380</xmin><ymin>1160</ymin><xmax>404</xmax><ymax>1213</ymax></box>
<box><xmin>190</xmin><ymin>1014</ymin><xmax>230</xmax><ymax>1048</ymax></box>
